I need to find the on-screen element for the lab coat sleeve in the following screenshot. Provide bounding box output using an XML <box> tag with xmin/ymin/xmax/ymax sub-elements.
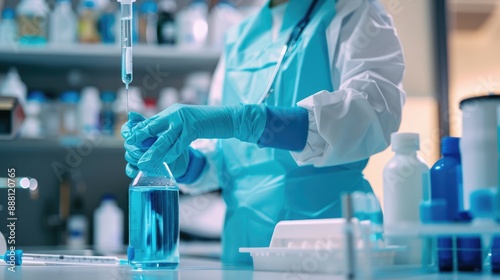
<box><xmin>178</xmin><ymin>55</ymin><xmax>226</xmax><ymax>195</ymax></box>
<box><xmin>291</xmin><ymin>0</ymin><xmax>406</xmax><ymax>167</ymax></box>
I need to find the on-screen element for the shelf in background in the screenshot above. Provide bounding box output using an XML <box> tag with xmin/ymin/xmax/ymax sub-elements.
<box><xmin>0</xmin><ymin>44</ymin><xmax>221</xmax><ymax>72</ymax></box>
<box><xmin>0</xmin><ymin>137</ymin><xmax>124</xmax><ymax>152</ymax></box>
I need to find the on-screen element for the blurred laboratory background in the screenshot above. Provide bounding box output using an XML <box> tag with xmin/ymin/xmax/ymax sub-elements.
<box><xmin>0</xmin><ymin>0</ymin><xmax>498</xmax><ymax>252</ymax></box>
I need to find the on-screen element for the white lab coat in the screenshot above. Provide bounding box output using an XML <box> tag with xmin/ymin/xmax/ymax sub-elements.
<box><xmin>181</xmin><ymin>0</ymin><xmax>406</xmax><ymax>194</ymax></box>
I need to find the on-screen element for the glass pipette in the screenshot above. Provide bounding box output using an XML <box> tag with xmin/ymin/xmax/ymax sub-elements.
<box><xmin>118</xmin><ymin>0</ymin><xmax>136</xmax><ymax>110</ymax></box>
<box><xmin>1</xmin><ymin>250</ymin><xmax>128</xmax><ymax>266</ymax></box>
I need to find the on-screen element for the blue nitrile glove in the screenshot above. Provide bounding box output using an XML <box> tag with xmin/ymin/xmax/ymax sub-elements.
<box><xmin>121</xmin><ymin>112</ymin><xmax>190</xmax><ymax>179</ymax></box>
<box><xmin>131</xmin><ymin>103</ymin><xmax>268</xmax><ymax>170</ymax></box>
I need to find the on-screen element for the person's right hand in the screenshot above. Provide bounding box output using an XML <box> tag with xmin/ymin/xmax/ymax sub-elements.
<box><xmin>121</xmin><ymin>112</ymin><xmax>189</xmax><ymax>179</ymax></box>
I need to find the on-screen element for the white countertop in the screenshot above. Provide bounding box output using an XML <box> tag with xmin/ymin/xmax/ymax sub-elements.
<box><xmin>3</xmin><ymin>256</ymin><xmax>500</xmax><ymax>280</ymax></box>
<box><xmin>3</xmin><ymin>242</ymin><xmax>500</xmax><ymax>280</ymax></box>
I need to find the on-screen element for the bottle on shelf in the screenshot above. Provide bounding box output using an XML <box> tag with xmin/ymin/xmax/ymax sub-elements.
<box><xmin>113</xmin><ymin>86</ymin><xmax>144</xmax><ymax>137</ymax></box>
<box><xmin>128</xmin><ymin>159</ymin><xmax>180</xmax><ymax>269</ymax></box>
<box><xmin>208</xmin><ymin>0</ymin><xmax>242</xmax><ymax>50</ymax></box>
<box><xmin>430</xmin><ymin>137</ymin><xmax>462</xmax><ymax>272</ymax></box>
<box><xmin>143</xmin><ymin>97</ymin><xmax>157</xmax><ymax>118</ymax></box>
<box><xmin>176</xmin><ymin>0</ymin><xmax>208</xmax><ymax>49</ymax></box>
<box><xmin>94</xmin><ymin>194</ymin><xmax>123</xmax><ymax>254</ymax></box>
<box><xmin>0</xmin><ymin>8</ymin><xmax>18</xmax><ymax>45</ymax></box>
<box><xmin>21</xmin><ymin>91</ymin><xmax>45</xmax><ymax>139</ymax></box>
<box><xmin>185</xmin><ymin>72</ymin><xmax>211</xmax><ymax>105</ymax></box>
<box><xmin>79</xmin><ymin>86</ymin><xmax>102</xmax><ymax>137</ymax></box>
<box><xmin>21</xmin><ymin>91</ymin><xmax>46</xmax><ymax>139</ymax></box>
<box><xmin>157</xmin><ymin>87</ymin><xmax>179</xmax><ymax>110</ymax></box>
<box><xmin>383</xmin><ymin>132</ymin><xmax>430</xmax><ymax>265</ymax></box>
<box><xmin>99</xmin><ymin>1</ymin><xmax>117</xmax><ymax>44</ymax></box>
<box><xmin>180</xmin><ymin>86</ymin><xmax>200</xmax><ymax>105</ymax></box>
<box><xmin>50</xmin><ymin>0</ymin><xmax>78</xmax><ymax>44</ymax></box>
<box><xmin>0</xmin><ymin>68</ymin><xmax>27</xmax><ymax>105</ymax></box>
<box><xmin>59</xmin><ymin>91</ymin><xmax>80</xmax><ymax>137</ymax></box>
<box><xmin>99</xmin><ymin>91</ymin><xmax>116</xmax><ymax>136</ymax></box>
<box><xmin>16</xmin><ymin>0</ymin><xmax>49</xmax><ymax>45</ymax></box>
<box><xmin>157</xmin><ymin>0</ymin><xmax>176</xmax><ymax>45</ymax></box>
<box><xmin>139</xmin><ymin>0</ymin><xmax>158</xmax><ymax>45</ymax></box>
<box><xmin>78</xmin><ymin>0</ymin><xmax>101</xmax><ymax>43</ymax></box>
<box><xmin>67</xmin><ymin>195</ymin><xmax>88</xmax><ymax>249</ymax></box>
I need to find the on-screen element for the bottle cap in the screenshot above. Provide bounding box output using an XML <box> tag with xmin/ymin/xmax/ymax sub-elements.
<box><xmin>391</xmin><ymin>132</ymin><xmax>419</xmax><ymax>152</ymax></box>
<box><xmin>101</xmin><ymin>193</ymin><xmax>116</xmax><ymax>202</ymax></box>
<box><xmin>60</xmin><ymin>91</ymin><xmax>79</xmax><ymax>103</ymax></box>
<box><xmin>140</xmin><ymin>1</ymin><xmax>158</xmax><ymax>13</ymax></box>
<box><xmin>101</xmin><ymin>91</ymin><xmax>115</xmax><ymax>102</ymax></box>
<box><xmin>419</xmin><ymin>200</ymin><xmax>447</xmax><ymax>223</ymax></box>
<box><xmin>2</xmin><ymin>8</ymin><xmax>15</xmax><ymax>19</ymax></box>
<box><xmin>218</xmin><ymin>0</ymin><xmax>234</xmax><ymax>6</ymax></box>
<box><xmin>470</xmin><ymin>188</ymin><xmax>496</xmax><ymax>219</ymax></box>
<box><xmin>455</xmin><ymin>210</ymin><xmax>473</xmax><ymax>223</ymax></box>
<box><xmin>159</xmin><ymin>0</ymin><xmax>176</xmax><ymax>12</ymax></box>
<box><xmin>28</xmin><ymin>91</ymin><xmax>46</xmax><ymax>102</ymax></box>
<box><xmin>144</xmin><ymin>97</ymin><xmax>157</xmax><ymax>108</ymax></box>
<box><xmin>84</xmin><ymin>0</ymin><xmax>95</xmax><ymax>9</ymax></box>
<box><xmin>442</xmin><ymin>136</ymin><xmax>460</xmax><ymax>155</ymax></box>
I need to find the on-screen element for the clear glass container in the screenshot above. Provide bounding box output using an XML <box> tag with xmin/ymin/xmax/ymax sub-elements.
<box><xmin>128</xmin><ymin>161</ymin><xmax>180</xmax><ymax>270</ymax></box>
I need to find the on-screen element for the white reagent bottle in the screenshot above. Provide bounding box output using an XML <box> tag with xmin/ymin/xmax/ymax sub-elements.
<box><xmin>383</xmin><ymin>132</ymin><xmax>430</xmax><ymax>265</ymax></box>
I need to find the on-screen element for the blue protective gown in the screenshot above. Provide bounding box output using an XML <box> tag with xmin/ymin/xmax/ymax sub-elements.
<box><xmin>219</xmin><ymin>0</ymin><xmax>371</xmax><ymax>265</ymax></box>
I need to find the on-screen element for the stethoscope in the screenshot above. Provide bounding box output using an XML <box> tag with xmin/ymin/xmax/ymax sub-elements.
<box><xmin>256</xmin><ymin>0</ymin><xmax>320</xmax><ymax>104</ymax></box>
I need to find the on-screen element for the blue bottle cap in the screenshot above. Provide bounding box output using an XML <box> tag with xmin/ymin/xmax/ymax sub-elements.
<box><xmin>101</xmin><ymin>193</ymin><xmax>116</xmax><ymax>202</ymax></box>
<box><xmin>442</xmin><ymin>137</ymin><xmax>460</xmax><ymax>155</ymax></box>
<box><xmin>420</xmin><ymin>200</ymin><xmax>447</xmax><ymax>223</ymax></box>
<box><xmin>101</xmin><ymin>91</ymin><xmax>116</xmax><ymax>102</ymax></box>
<box><xmin>60</xmin><ymin>91</ymin><xmax>79</xmax><ymax>103</ymax></box>
<box><xmin>84</xmin><ymin>0</ymin><xmax>95</xmax><ymax>9</ymax></box>
<box><xmin>140</xmin><ymin>1</ymin><xmax>158</xmax><ymax>13</ymax></box>
<box><xmin>2</xmin><ymin>8</ymin><xmax>15</xmax><ymax>19</ymax></box>
<box><xmin>455</xmin><ymin>210</ymin><xmax>473</xmax><ymax>223</ymax></box>
<box><xmin>28</xmin><ymin>91</ymin><xmax>46</xmax><ymax>102</ymax></box>
<box><xmin>470</xmin><ymin>189</ymin><xmax>496</xmax><ymax>219</ymax></box>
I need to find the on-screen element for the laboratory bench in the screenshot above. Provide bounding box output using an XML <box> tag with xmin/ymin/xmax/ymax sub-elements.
<box><xmin>3</xmin><ymin>256</ymin><xmax>500</xmax><ymax>280</ymax></box>
<box><xmin>2</xmin><ymin>241</ymin><xmax>500</xmax><ymax>280</ymax></box>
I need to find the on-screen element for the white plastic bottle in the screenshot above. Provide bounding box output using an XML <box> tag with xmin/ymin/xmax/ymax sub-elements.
<box><xmin>208</xmin><ymin>0</ymin><xmax>242</xmax><ymax>50</ymax></box>
<box><xmin>79</xmin><ymin>86</ymin><xmax>102</xmax><ymax>136</ymax></box>
<box><xmin>176</xmin><ymin>0</ymin><xmax>208</xmax><ymax>49</ymax></box>
<box><xmin>383</xmin><ymin>132</ymin><xmax>430</xmax><ymax>265</ymax></box>
<box><xmin>0</xmin><ymin>68</ymin><xmax>27</xmax><ymax>105</ymax></box>
<box><xmin>157</xmin><ymin>87</ymin><xmax>179</xmax><ymax>110</ymax></box>
<box><xmin>0</xmin><ymin>8</ymin><xmax>18</xmax><ymax>45</ymax></box>
<box><xmin>21</xmin><ymin>91</ymin><xmax>46</xmax><ymax>139</ymax></box>
<box><xmin>94</xmin><ymin>194</ymin><xmax>124</xmax><ymax>254</ymax></box>
<box><xmin>49</xmin><ymin>0</ymin><xmax>77</xmax><ymax>44</ymax></box>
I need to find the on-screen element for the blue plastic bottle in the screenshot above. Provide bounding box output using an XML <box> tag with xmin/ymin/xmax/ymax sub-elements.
<box><xmin>128</xmin><ymin>162</ymin><xmax>180</xmax><ymax>270</ymax></box>
<box><xmin>430</xmin><ymin>137</ymin><xmax>461</xmax><ymax>271</ymax></box>
<box><xmin>127</xmin><ymin>128</ymin><xmax>179</xmax><ymax>270</ymax></box>
<box><xmin>456</xmin><ymin>211</ymin><xmax>482</xmax><ymax>272</ymax></box>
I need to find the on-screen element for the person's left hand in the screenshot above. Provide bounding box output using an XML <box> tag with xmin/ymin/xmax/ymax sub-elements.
<box><xmin>129</xmin><ymin>103</ymin><xmax>267</xmax><ymax>170</ymax></box>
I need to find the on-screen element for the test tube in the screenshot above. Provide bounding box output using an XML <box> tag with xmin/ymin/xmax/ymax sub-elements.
<box><xmin>118</xmin><ymin>0</ymin><xmax>135</xmax><ymax>90</ymax></box>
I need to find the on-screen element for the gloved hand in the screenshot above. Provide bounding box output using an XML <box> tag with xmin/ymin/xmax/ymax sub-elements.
<box><xmin>130</xmin><ymin>103</ymin><xmax>267</xmax><ymax>170</ymax></box>
<box><xmin>121</xmin><ymin>112</ymin><xmax>189</xmax><ymax>178</ymax></box>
